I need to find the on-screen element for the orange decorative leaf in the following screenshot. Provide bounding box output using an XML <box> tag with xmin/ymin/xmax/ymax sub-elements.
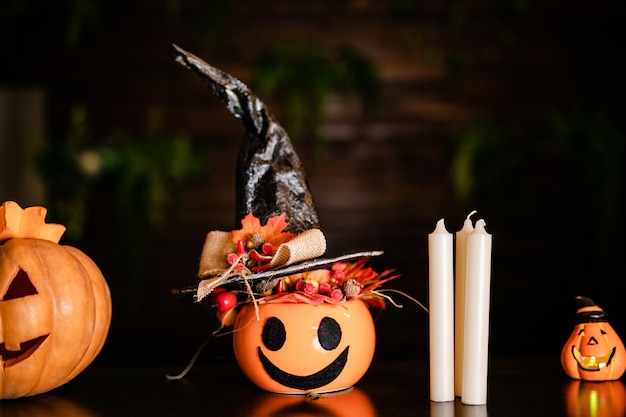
<box><xmin>0</xmin><ymin>201</ymin><xmax>66</xmax><ymax>243</ymax></box>
<box><xmin>342</xmin><ymin>259</ymin><xmax>379</xmax><ymax>284</ymax></box>
<box><xmin>231</xmin><ymin>213</ymin><xmax>295</xmax><ymax>250</ymax></box>
<box><xmin>263</xmin><ymin>214</ymin><xmax>293</xmax><ymax>241</ymax></box>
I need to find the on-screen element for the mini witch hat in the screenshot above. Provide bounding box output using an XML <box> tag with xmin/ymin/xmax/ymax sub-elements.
<box><xmin>573</xmin><ymin>296</ymin><xmax>610</xmax><ymax>323</ymax></box>
<box><xmin>170</xmin><ymin>45</ymin><xmax>395</xmax><ymax>311</ymax></box>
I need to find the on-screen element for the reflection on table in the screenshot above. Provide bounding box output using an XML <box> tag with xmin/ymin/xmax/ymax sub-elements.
<box><xmin>431</xmin><ymin>401</ymin><xmax>487</xmax><ymax>417</ymax></box>
<box><xmin>248</xmin><ymin>388</ymin><xmax>376</xmax><ymax>417</ymax></box>
<box><xmin>0</xmin><ymin>395</ymin><xmax>96</xmax><ymax>417</ymax></box>
<box><xmin>563</xmin><ymin>379</ymin><xmax>626</xmax><ymax>417</ymax></box>
<box><xmin>0</xmin><ymin>359</ymin><xmax>625</xmax><ymax>416</ymax></box>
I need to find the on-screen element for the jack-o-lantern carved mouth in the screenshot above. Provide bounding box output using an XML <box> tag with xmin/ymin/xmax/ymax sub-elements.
<box><xmin>0</xmin><ymin>334</ymin><xmax>49</xmax><ymax>368</ymax></box>
<box><xmin>571</xmin><ymin>345</ymin><xmax>616</xmax><ymax>371</ymax></box>
<box><xmin>258</xmin><ymin>346</ymin><xmax>350</xmax><ymax>390</ymax></box>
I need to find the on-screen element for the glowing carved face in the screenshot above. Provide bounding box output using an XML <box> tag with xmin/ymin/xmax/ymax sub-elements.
<box><xmin>0</xmin><ymin>267</ymin><xmax>50</xmax><ymax>367</ymax></box>
<box><xmin>233</xmin><ymin>299</ymin><xmax>376</xmax><ymax>393</ymax></box>
<box><xmin>561</xmin><ymin>321</ymin><xmax>626</xmax><ymax>381</ymax></box>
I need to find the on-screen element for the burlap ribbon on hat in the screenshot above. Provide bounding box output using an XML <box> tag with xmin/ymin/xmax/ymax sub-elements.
<box><xmin>196</xmin><ymin>228</ymin><xmax>326</xmax><ymax>301</ymax></box>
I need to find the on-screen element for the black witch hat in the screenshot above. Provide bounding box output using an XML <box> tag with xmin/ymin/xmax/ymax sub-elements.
<box><xmin>169</xmin><ymin>45</ymin><xmax>384</xmax><ymax>301</ymax></box>
<box><xmin>170</xmin><ymin>44</ymin><xmax>318</xmax><ymax>234</ymax></box>
<box><xmin>574</xmin><ymin>296</ymin><xmax>610</xmax><ymax>323</ymax></box>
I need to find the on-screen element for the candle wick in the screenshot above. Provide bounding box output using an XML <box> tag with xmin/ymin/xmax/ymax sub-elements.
<box><xmin>466</xmin><ymin>210</ymin><xmax>478</xmax><ymax>220</ymax></box>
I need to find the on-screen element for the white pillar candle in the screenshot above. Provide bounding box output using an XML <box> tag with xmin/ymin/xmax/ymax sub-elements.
<box><xmin>461</xmin><ymin>219</ymin><xmax>492</xmax><ymax>405</ymax></box>
<box><xmin>454</xmin><ymin>211</ymin><xmax>475</xmax><ymax>397</ymax></box>
<box><xmin>428</xmin><ymin>219</ymin><xmax>455</xmax><ymax>402</ymax></box>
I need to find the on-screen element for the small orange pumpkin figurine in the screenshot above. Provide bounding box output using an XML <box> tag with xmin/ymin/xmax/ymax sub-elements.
<box><xmin>561</xmin><ymin>296</ymin><xmax>626</xmax><ymax>381</ymax></box>
<box><xmin>0</xmin><ymin>201</ymin><xmax>112</xmax><ymax>399</ymax></box>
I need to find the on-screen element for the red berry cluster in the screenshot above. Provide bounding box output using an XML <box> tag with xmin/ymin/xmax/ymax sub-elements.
<box><xmin>227</xmin><ymin>236</ymin><xmax>275</xmax><ymax>273</ymax></box>
<box><xmin>292</xmin><ymin>267</ymin><xmax>347</xmax><ymax>301</ymax></box>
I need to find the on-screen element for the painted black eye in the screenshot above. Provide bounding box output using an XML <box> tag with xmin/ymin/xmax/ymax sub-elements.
<box><xmin>262</xmin><ymin>317</ymin><xmax>286</xmax><ymax>351</ymax></box>
<box><xmin>318</xmin><ymin>317</ymin><xmax>342</xmax><ymax>351</ymax></box>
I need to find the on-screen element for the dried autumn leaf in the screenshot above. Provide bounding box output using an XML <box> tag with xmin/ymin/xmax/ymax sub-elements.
<box><xmin>231</xmin><ymin>213</ymin><xmax>295</xmax><ymax>251</ymax></box>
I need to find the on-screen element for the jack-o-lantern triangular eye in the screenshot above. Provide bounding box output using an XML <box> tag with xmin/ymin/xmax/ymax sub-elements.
<box><xmin>3</xmin><ymin>269</ymin><xmax>38</xmax><ymax>301</ymax></box>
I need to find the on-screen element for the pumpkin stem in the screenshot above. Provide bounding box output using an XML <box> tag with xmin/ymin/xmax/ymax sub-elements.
<box><xmin>0</xmin><ymin>201</ymin><xmax>66</xmax><ymax>243</ymax></box>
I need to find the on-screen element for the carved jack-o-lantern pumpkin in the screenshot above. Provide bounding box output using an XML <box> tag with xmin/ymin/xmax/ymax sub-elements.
<box><xmin>0</xmin><ymin>201</ymin><xmax>112</xmax><ymax>399</ymax></box>
<box><xmin>233</xmin><ymin>299</ymin><xmax>376</xmax><ymax>394</ymax></box>
<box><xmin>561</xmin><ymin>296</ymin><xmax>626</xmax><ymax>382</ymax></box>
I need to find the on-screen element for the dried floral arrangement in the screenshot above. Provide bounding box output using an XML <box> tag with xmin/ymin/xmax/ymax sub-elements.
<box><xmin>192</xmin><ymin>212</ymin><xmax>399</xmax><ymax>329</ymax></box>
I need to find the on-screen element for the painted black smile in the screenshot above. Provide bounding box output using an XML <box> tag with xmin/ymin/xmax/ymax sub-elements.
<box><xmin>258</xmin><ymin>345</ymin><xmax>350</xmax><ymax>390</ymax></box>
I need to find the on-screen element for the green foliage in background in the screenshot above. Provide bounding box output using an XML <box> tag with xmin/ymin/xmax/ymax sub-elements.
<box><xmin>252</xmin><ymin>42</ymin><xmax>381</xmax><ymax>146</ymax></box>
<box><xmin>36</xmin><ymin>107</ymin><xmax>204</xmax><ymax>243</ymax></box>
<box><xmin>451</xmin><ymin>111</ymin><xmax>624</xmax><ymax>208</ymax></box>
<box><xmin>451</xmin><ymin>110</ymin><xmax>624</xmax><ymax>266</ymax></box>
<box><xmin>36</xmin><ymin>107</ymin><xmax>205</xmax><ymax>304</ymax></box>
<box><xmin>0</xmin><ymin>0</ymin><xmax>228</xmax><ymax>50</ymax></box>
<box><xmin>391</xmin><ymin>0</ymin><xmax>530</xmax><ymax>74</ymax></box>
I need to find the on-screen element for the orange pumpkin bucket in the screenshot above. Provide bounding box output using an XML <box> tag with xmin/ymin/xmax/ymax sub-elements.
<box><xmin>233</xmin><ymin>299</ymin><xmax>376</xmax><ymax>394</ymax></box>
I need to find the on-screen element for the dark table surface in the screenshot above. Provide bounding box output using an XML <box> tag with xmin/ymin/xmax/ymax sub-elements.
<box><xmin>0</xmin><ymin>357</ymin><xmax>622</xmax><ymax>417</ymax></box>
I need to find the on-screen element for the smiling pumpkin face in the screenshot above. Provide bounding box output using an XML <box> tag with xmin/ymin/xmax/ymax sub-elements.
<box><xmin>561</xmin><ymin>298</ymin><xmax>626</xmax><ymax>382</ymax></box>
<box><xmin>0</xmin><ymin>238</ymin><xmax>112</xmax><ymax>399</ymax></box>
<box><xmin>233</xmin><ymin>299</ymin><xmax>376</xmax><ymax>394</ymax></box>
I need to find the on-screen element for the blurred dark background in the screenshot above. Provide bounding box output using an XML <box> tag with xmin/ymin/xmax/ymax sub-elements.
<box><xmin>1</xmin><ymin>0</ymin><xmax>624</xmax><ymax>369</ymax></box>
